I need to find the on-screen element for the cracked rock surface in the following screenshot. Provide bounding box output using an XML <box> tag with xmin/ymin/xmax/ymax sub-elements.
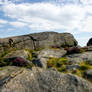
<box><xmin>0</xmin><ymin>66</ymin><xmax>92</xmax><ymax>92</ymax></box>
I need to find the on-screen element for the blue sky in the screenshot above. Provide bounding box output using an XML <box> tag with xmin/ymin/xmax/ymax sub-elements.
<box><xmin>0</xmin><ymin>0</ymin><xmax>92</xmax><ymax>46</ymax></box>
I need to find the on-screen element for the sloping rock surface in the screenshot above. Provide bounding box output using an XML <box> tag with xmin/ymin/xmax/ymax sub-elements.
<box><xmin>67</xmin><ymin>51</ymin><xmax>92</xmax><ymax>64</ymax></box>
<box><xmin>0</xmin><ymin>67</ymin><xmax>92</xmax><ymax>92</ymax></box>
<box><xmin>0</xmin><ymin>32</ymin><xmax>77</xmax><ymax>54</ymax></box>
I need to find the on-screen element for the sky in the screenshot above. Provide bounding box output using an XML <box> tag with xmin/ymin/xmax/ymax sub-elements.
<box><xmin>0</xmin><ymin>0</ymin><xmax>92</xmax><ymax>46</ymax></box>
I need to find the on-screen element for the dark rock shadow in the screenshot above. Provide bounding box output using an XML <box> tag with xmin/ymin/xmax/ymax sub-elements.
<box><xmin>32</xmin><ymin>59</ymin><xmax>43</xmax><ymax>68</ymax></box>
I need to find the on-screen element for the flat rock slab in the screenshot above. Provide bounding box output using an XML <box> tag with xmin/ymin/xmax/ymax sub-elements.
<box><xmin>67</xmin><ymin>51</ymin><xmax>92</xmax><ymax>64</ymax></box>
<box><xmin>0</xmin><ymin>66</ymin><xmax>92</xmax><ymax>92</ymax></box>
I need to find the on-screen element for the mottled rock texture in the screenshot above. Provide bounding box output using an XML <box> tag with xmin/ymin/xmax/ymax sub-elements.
<box><xmin>67</xmin><ymin>51</ymin><xmax>92</xmax><ymax>64</ymax></box>
<box><xmin>4</xmin><ymin>50</ymin><xmax>28</xmax><ymax>59</ymax></box>
<box><xmin>37</xmin><ymin>49</ymin><xmax>67</xmax><ymax>69</ymax></box>
<box><xmin>0</xmin><ymin>32</ymin><xmax>77</xmax><ymax>54</ymax></box>
<box><xmin>84</xmin><ymin>69</ymin><xmax>92</xmax><ymax>82</ymax></box>
<box><xmin>1</xmin><ymin>32</ymin><xmax>92</xmax><ymax>92</ymax></box>
<box><xmin>0</xmin><ymin>67</ymin><xmax>92</xmax><ymax>92</ymax></box>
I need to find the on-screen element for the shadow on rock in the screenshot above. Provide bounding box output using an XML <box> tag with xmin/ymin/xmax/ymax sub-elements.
<box><xmin>32</xmin><ymin>59</ymin><xmax>43</xmax><ymax>68</ymax></box>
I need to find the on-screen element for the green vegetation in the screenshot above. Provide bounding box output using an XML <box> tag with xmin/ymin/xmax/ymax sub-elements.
<box><xmin>25</xmin><ymin>49</ymin><xmax>37</xmax><ymax>61</ymax></box>
<box><xmin>25</xmin><ymin>62</ymin><xmax>35</xmax><ymax>68</ymax></box>
<box><xmin>34</xmin><ymin>47</ymin><xmax>44</xmax><ymax>51</ymax></box>
<box><xmin>71</xmin><ymin>69</ymin><xmax>83</xmax><ymax>77</ymax></box>
<box><xmin>0</xmin><ymin>48</ymin><xmax>14</xmax><ymax>66</ymax></box>
<box><xmin>47</xmin><ymin>57</ymin><xmax>68</xmax><ymax>72</ymax></box>
<box><xmin>0</xmin><ymin>47</ymin><xmax>92</xmax><ymax>79</ymax></box>
<box><xmin>47</xmin><ymin>57</ymin><xmax>92</xmax><ymax>78</ymax></box>
<box><xmin>71</xmin><ymin>61</ymin><xmax>92</xmax><ymax>77</ymax></box>
<box><xmin>0</xmin><ymin>47</ymin><xmax>43</xmax><ymax>67</ymax></box>
<box><xmin>79</xmin><ymin>61</ymin><xmax>92</xmax><ymax>70</ymax></box>
<box><xmin>26</xmin><ymin>48</ymin><xmax>43</xmax><ymax>61</ymax></box>
<box><xmin>25</xmin><ymin>49</ymin><xmax>33</xmax><ymax>61</ymax></box>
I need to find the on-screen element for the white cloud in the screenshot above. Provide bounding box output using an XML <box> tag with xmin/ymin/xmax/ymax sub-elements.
<box><xmin>1</xmin><ymin>3</ymin><xmax>85</xmax><ymax>31</ymax></box>
<box><xmin>0</xmin><ymin>2</ymin><xmax>92</xmax><ymax>32</ymax></box>
<box><xmin>84</xmin><ymin>5</ymin><xmax>92</xmax><ymax>14</ymax></box>
<box><xmin>0</xmin><ymin>19</ymin><xmax>8</xmax><ymax>27</ymax></box>
<box><xmin>9</xmin><ymin>21</ymin><xmax>27</xmax><ymax>27</ymax></box>
<box><xmin>82</xmin><ymin>16</ymin><xmax>92</xmax><ymax>32</ymax></box>
<box><xmin>0</xmin><ymin>19</ymin><xmax>8</xmax><ymax>24</ymax></box>
<box><xmin>80</xmin><ymin>0</ymin><xmax>92</xmax><ymax>5</ymax></box>
<box><xmin>0</xmin><ymin>0</ymin><xmax>92</xmax><ymax>46</ymax></box>
<box><xmin>7</xmin><ymin>28</ymin><xmax>14</xmax><ymax>31</ymax></box>
<box><xmin>0</xmin><ymin>0</ymin><xmax>22</xmax><ymax>5</ymax></box>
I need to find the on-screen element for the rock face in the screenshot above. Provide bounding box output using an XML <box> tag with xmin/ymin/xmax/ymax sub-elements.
<box><xmin>38</xmin><ymin>49</ymin><xmax>67</xmax><ymax>58</ymax></box>
<box><xmin>84</xmin><ymin>69</ymin><xmax>92</xmax><ymax>82</ymax></box>
<box><xmin>0</xmin><ymin>32</ymin><xmax>77</xmax><ymax>54</ymax></box>
<box><xmin>4</xmin><ymin>50</ymin><xmax>29</xmax><ymax>59</ymax></box>
<box><xmin>0</xmin><ymin>66</ymin><xmax>21</xmax><ymax>82</ymax></box>
<box><xmin>1</xmin><ymin>32</ymin><xmax>92</xmax><ymax>92</ymax></box>
<box><xmin>37</xmin><ymin>49</ymin><xmax>67</xmax><ymax>69</ymax></box>
<box><xmin>67</xmin><ymin>51</ymin><xmax>92</xmax><ymax>64</ymax></box>
<box><xmin>0</xmin><ymin>67</ymin><xmax>92</xmax><ymax>92</ymax></box>
<box><xmin>87</xmin><ymin>38</ymin><xmax>92</xmax><ymax>46</ymax></box>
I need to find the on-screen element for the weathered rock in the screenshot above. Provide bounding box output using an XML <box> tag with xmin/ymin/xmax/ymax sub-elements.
<box><xmin>84</xmin><ymin>69</ymin><xmax>92</xmax><ymax>82</ymax></box>
<box><xmin>86</xmin><ymin>46</ymin><xmax>92</xmax><ymax>51</ymax></box>
<box><xmin>0</xmin><ymin>32</ymin><xmax>78</xmax><ymax>54</ymax></box>
<box><xmin>4</xmin><ymin>50</ymin><xmax>28</xmax><ymax>59</ymax></box>
<box><xmin>37</xmin><ymin>49</ymin><xmax>67</xmax><ymax>69</ymax></box>
<box><xmin>67</xmin><ymin>51</ymin><xmax>92</xmax><ymax>64</ymax></box>
<box><xmin>0</xmin><ymin>66</ymin><xmax>21</xmax><ymax>81</ymax></box>
<box><xmin>66</xmin><ymin>64</ymin><xmax>80</xmax><ymax>71</ymax></box>
<box><xmin>0</xmin><ymin>67</ymin><xmax>92</xmax><ymax>92</ymax></box>
<box><xmin>87</xmin><ymin>38</ymin><xmax>92</xmax><ymax>46</ymax></box>
<box><xmin>38</xmin><ymin>49</ymin><xmax>67</xmax><ymax>58</ymax></box>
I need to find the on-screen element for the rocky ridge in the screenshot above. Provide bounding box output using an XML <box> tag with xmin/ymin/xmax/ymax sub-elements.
<box><xmin>0</xmin><ymin>32</ymin><xmax>92</xmax><ymax>92</ymax></box>
<box><xmin>0</xmin><ymin>32</ymin><xmax>77</xmax><ymax>54</ymax></box>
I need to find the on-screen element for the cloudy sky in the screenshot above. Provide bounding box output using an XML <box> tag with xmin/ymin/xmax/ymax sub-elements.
<box><xmin>0</xmin><ymin>0</ymin><xmax>92</xmax><ymax>46</ymax></box>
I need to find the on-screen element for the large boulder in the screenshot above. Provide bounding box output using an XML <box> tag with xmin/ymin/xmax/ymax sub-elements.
<box><xmin>0</xmin><ymin>67</ymin><xmax>92</xmax><ymax>92</ymax></box>
<box><xmin>87</xmin><ymin>38</ymin><xmax>92</xmax><ymax>46</ymax></box>
<box><xmin>30</xmin><ymin>32</ymin><xmax>77</xmax><ymax>48</ymax></box>
<box><xmin>37</xmin><ymin>49</ymin><xmax>67</xmax><ymax>69</ymax></box>
<box><xmin>0</xmin><ymin>32</ymin><xmax>78</xmax><ymax>54</ymax></box>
